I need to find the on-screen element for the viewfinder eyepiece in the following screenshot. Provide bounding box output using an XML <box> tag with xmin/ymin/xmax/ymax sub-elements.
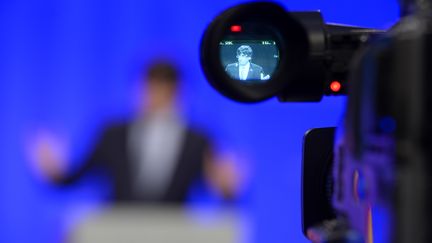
<box><xmin>200</xmin><ymin>2</ymin><xmax>309</xmax><ymax>102</ymax></box>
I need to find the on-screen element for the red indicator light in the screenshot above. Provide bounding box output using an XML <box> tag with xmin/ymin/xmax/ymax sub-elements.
<box><xmin>330</xmin><ymin>81</ymin><xmax>342</xmax><ymax>92</ymax></box>
<box><xmin>230</xmin><ymin>25</ymin><xmax>242</xmax><ymax>32</ymax></box>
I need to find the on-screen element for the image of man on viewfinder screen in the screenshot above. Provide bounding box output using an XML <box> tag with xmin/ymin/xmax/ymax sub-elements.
<box><xmin>225</xmin><ymin>45</ymin><xmax>270</xmax><ymax>81</ymax></box>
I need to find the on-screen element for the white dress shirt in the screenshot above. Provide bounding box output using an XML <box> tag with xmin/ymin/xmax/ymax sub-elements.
<box><xmin>128</xmin><ymin>109</ymin><xmax>185</xmax><ymax>200</ymax></box>
<box><xmin>239</xmin><ymin>62</ymin><xmax>250</xmax><ymax>80</ymax></box>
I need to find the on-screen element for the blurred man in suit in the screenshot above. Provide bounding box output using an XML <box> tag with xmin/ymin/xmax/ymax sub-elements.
<box><xmin>32</xmin><ymin>60</ymin><xmax>239</xmax><ymax>203</ymax></box>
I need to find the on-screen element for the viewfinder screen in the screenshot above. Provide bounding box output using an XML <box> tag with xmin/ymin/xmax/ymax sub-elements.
<box><xmin>220</xmin><ymin>40</ymin><xmax>279</xmax><ymax>83</ymax></box>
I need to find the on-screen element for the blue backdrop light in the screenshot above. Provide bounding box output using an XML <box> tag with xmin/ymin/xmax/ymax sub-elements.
<box><xmin>0</xmin><ymin>0</ymin><xmax>399</xmax><ymax>242</ymax></box>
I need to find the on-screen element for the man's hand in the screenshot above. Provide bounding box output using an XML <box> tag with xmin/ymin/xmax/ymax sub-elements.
<box><xmin>27</xmin><ymin>130</ymin><xmax>69</xmax><ymax>182</ymax></box>
<box><xmin>260</xmin><ymin>73</ymin><xmax>270</xmax><ymax>80</ymax></box>
<box><xmin>204</xmin><ymin>150</ymin><xmax>245</xmax><ymax>200</ymax></box>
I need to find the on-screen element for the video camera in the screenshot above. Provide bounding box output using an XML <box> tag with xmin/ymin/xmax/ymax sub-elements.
<box><xmin>200</xmin><ymin>1</ymin><xmax>432</xmax><ymax>242</ymax></box>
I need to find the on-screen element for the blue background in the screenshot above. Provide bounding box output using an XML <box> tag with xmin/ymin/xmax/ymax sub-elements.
<box><xmin>0</xmin><ymin>0</ymin><xmax>399</xmax><ymax>242</ymax></box>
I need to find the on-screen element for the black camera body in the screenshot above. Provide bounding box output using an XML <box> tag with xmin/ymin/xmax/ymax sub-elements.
<box><xmin>200</xmin><ymin>1</ymin><xmax>432</xmax><ymax>242</ymax></box>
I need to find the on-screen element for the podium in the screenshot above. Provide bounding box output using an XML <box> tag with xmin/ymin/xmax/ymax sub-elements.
<box><xmin>70</xmin><ymin>205</ymin><xmax>239</xmax><ymax>243</ymax></box>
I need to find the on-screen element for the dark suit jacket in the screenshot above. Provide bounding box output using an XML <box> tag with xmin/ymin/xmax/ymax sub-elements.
<box><xmin>225</xmin><ymin>62</ymin><xmax>263</xmax><ymax>80</ymax></box>
<box><xmin>57</xmin><ymin>122</ymin><xmax>210</xmax><ymax>203</ymax></box>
